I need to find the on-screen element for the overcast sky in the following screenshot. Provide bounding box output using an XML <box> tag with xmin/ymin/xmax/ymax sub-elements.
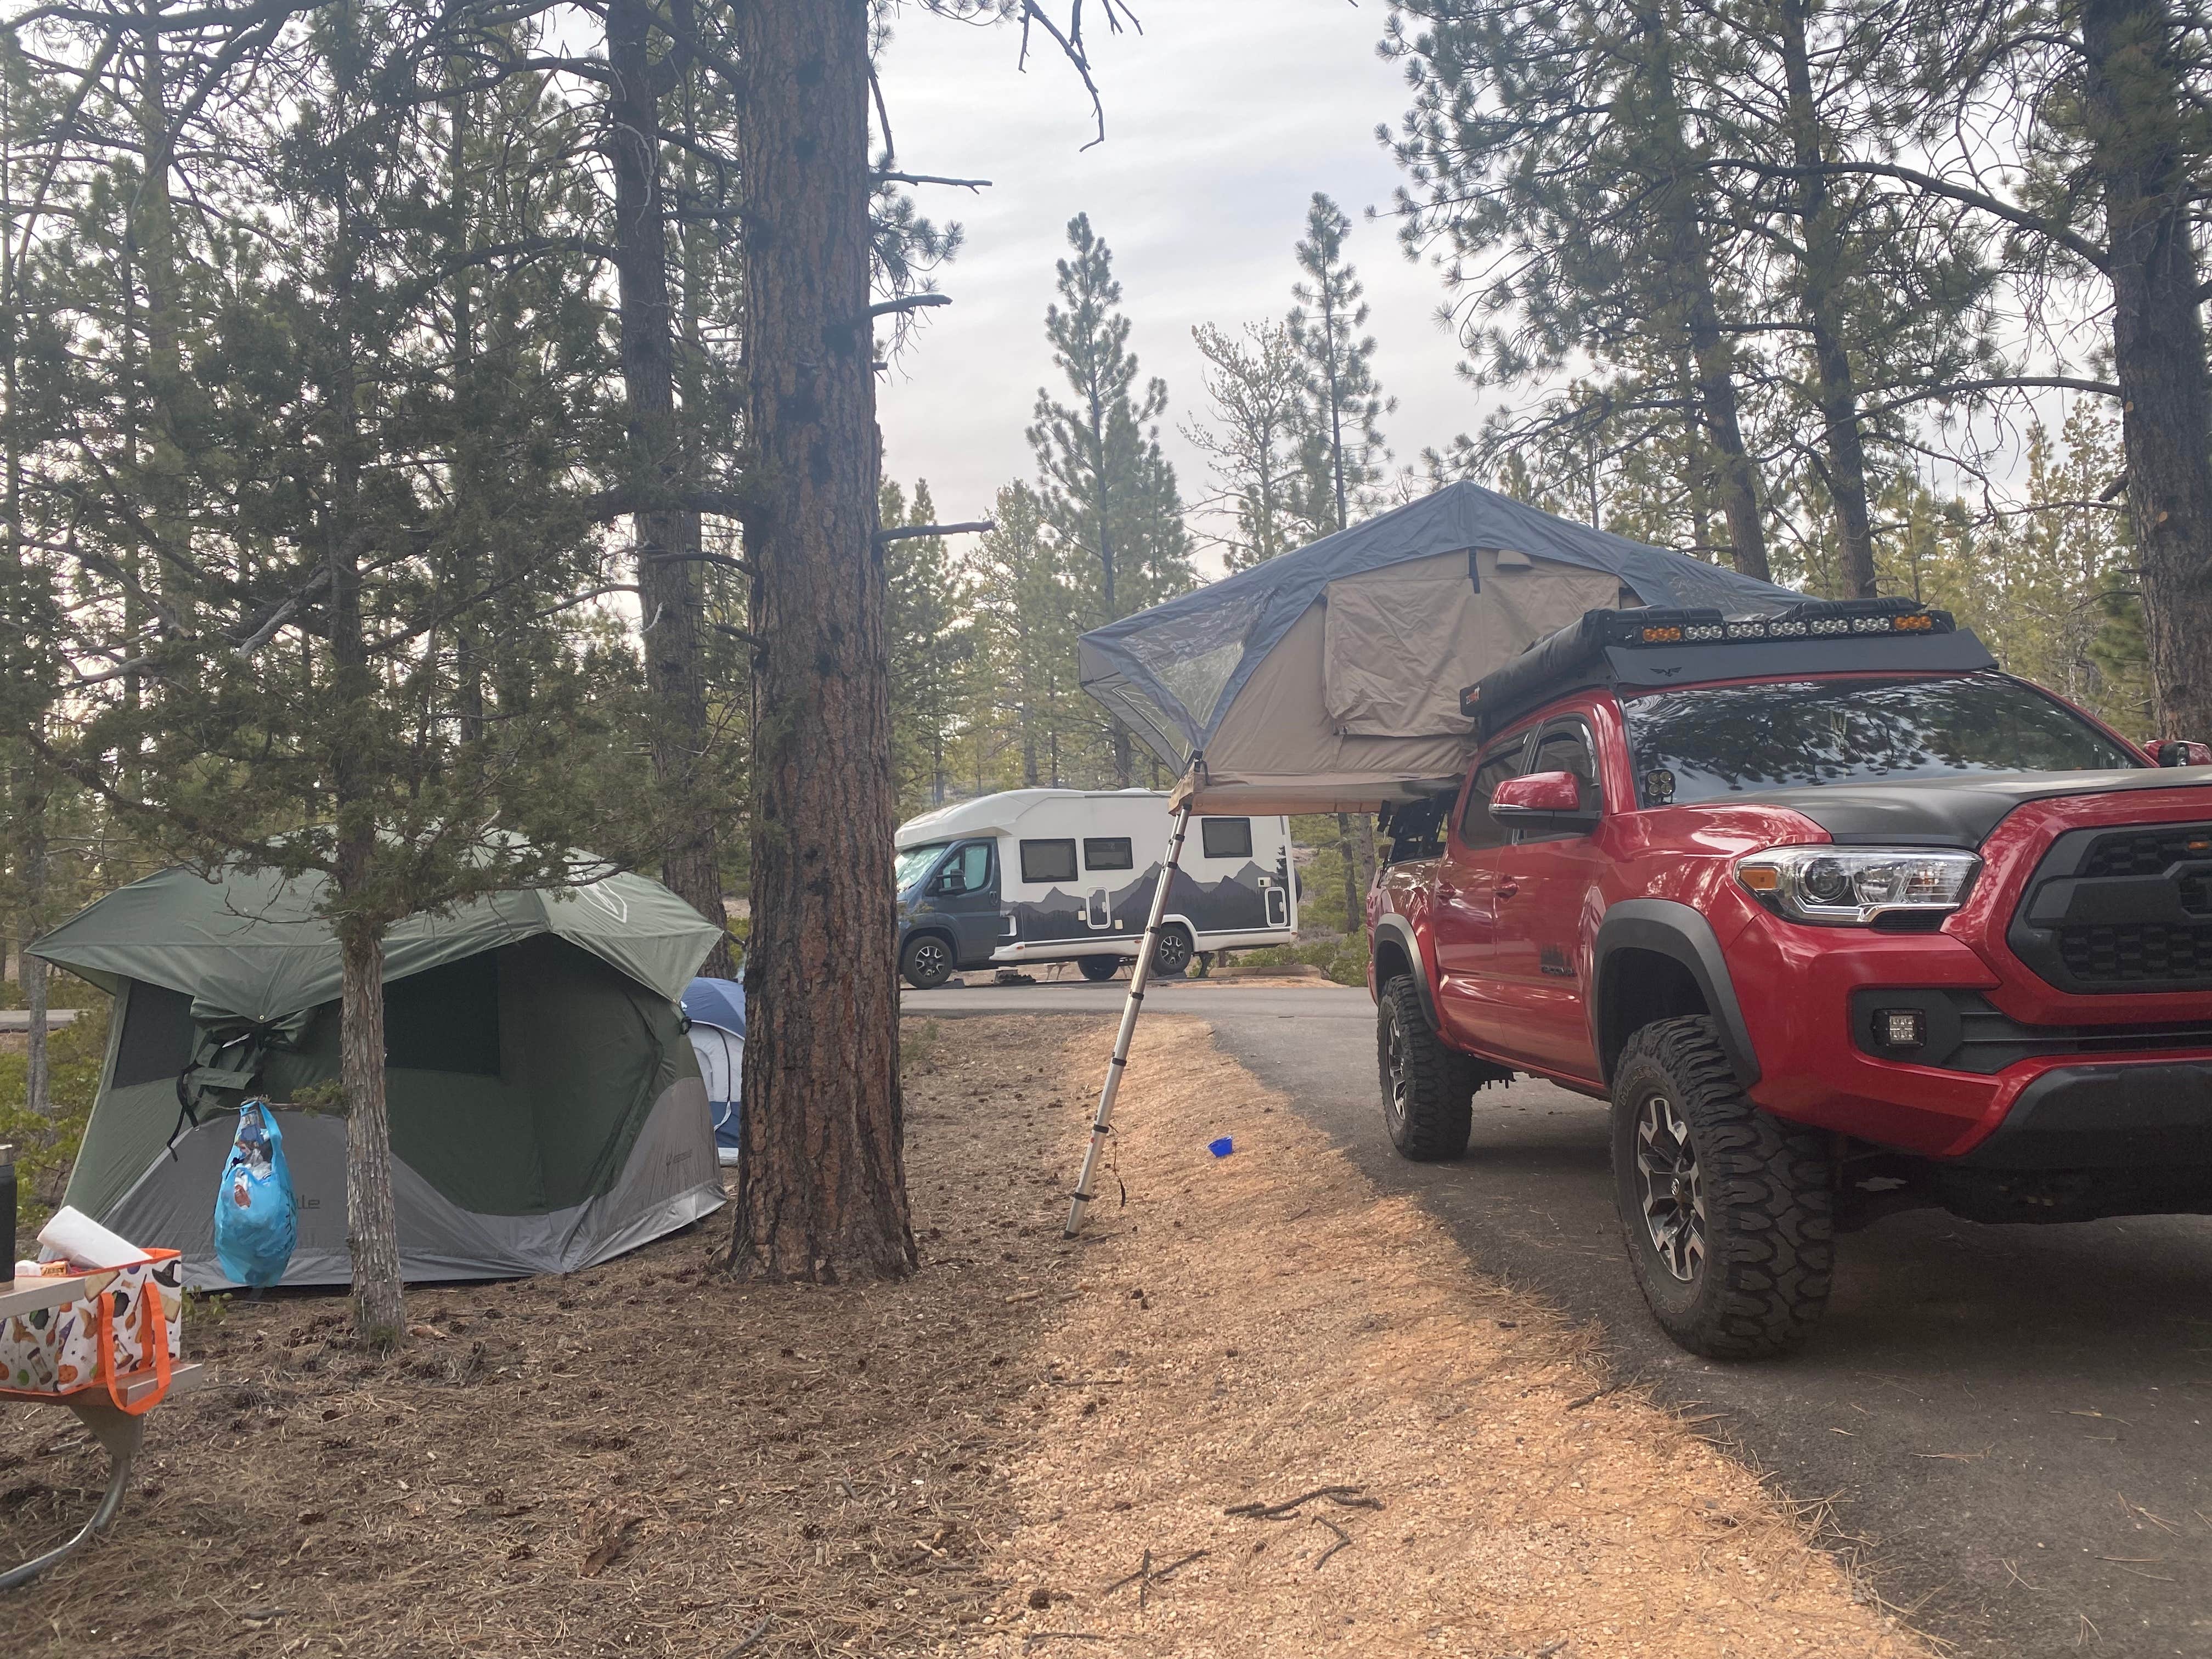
<box><xmin>873</xmin><ymin>3</ymin><xmax>1488</xmax><ymax>560</ymax></box>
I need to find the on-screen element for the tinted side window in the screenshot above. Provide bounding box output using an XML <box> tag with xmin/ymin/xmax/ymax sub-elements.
<box><xmin>1200</xmin><ymin>818</ymin><xmax>1254</xmax><ymax>860</ymax></box>
<box><xmin>1020</xmin><ymin>839</ymin><xmax>1078</xmax><ymax>884</ymax></box>
<box><xmin>1083</xmin><ymin>837</ymin><xmax>1134</xmax><ymax>871</ymax></box>
<box><xmin>1458</xmin><ymin>737</ymin><xmax>1530</xmax><ymax>850</ymax></box>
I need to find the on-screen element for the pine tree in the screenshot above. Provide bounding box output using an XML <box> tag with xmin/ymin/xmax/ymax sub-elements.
<box><xmin>1186</xmin><ymin>320</ymin><xmax>1313</xmax><ymax>567</ymax></box>
<box><xmin>884</xmin><ymin>479</ymin><xmax>974</xmax><ymax>814</ymax></box>
<box><xmin>1289</xmin><ymin>194</ymin><xmax>1393</xmax><ymax>534</ymax></box>
<box><xmin>1028</xmin><ymin>213</ymin><xmax>1194</xmax><ymax>786</ymax></box>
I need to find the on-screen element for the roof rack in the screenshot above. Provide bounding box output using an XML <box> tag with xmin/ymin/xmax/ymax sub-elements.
<box><xmin>1460</xmin><ymin>599</ymin><xmax>1995</xmax><ymax>736</ymax></box>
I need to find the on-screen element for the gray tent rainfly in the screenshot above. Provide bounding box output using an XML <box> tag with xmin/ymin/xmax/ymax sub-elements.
<box><xmin>1062</xmin><ymin>482</ymin><xmax>1799</xmax><ymax>1235</ymax></box>
<box><xmin>32</xmin><ymin>861</ymin><xmax>729</xmax><ymax>1288</ymax></box>
<box><xmin>1077</xmin><ymin>479</ymin><xmax>1797</xmax><ymax>815</ymax></box>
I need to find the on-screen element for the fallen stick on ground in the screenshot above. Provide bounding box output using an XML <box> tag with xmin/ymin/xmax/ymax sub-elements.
<box><xmin>1312</xmin><ymin>1515</ymin><xmax>1352</xmax><ymax>1570</ymax></box>
<box><xmin>1224</xmin><ymin>1484</ymin><xmax>1383</xmax><ymax>1519</ymax></box>
<box><xmin>1103</xmin><ymin>1547</ymin><xmax>1210</xmax><ymax>1609</ymax></box>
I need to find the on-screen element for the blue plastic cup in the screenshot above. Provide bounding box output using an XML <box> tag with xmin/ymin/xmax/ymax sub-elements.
<box><xmin>1207</xmin><ymin>1136</ymin><xmax>1233</xmax><ymax>1158</ymax></box>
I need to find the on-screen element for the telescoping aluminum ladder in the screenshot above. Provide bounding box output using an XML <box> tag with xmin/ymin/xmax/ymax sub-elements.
<box><xmin>1063</xmin><ymin>804</ymin><xmax>1193</xmax><ymax>1237</ymax></box>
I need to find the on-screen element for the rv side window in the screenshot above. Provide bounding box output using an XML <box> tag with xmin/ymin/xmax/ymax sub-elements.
<box><xmin>1200</xmin><ymin>818</ymin><xmax>1254</xmax><ymax>860</ymax></box>
<box><xmin>1083</xmin><ymin>837</ymin><xmax>1134</xmax><ymax>872</ymax></box>
<box><xmin>1020</xmin><ymin>838</ymin><xmax>1079</xmax><ymax>884</ymax></box>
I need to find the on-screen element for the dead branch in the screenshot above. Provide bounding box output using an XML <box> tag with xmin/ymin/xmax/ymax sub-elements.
<box><xmin>876</xmin><ymin>520</ymin><xmax>994</xmax><ymax>545</ymax></box>
<box><xmin>1223</xmin><ymin>1484</ymin><xmax>1383</xmax><ymax>1520</ymax></box>
<box><xmin>1312</xmin><ymin>1515</ymin><xmax>1352</xmax><ymax>1570</ymax></box>
<box><xmin>869</xmin><ymin>292</ymin><xmax>953</xmax><ymax>319</ymax></box>
<box><xmin>876</xmin><ymin>171</ymin><xmax>992</xmax><ymax>191</ymax></box>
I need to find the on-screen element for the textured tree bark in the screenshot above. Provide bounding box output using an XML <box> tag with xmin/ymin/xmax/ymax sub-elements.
<box><xmin>2080</xmin><ymin>0</ymin><xmax>2212</xmax><ymax>737</ymax></box>
<box><xmin>608</xmin><ymin>0</ymin><xmax>733</xmax><ymax>975</ymax></box>
<box><xmin>21</xmin><ymin>776</ymin><xmax>47</xmax><ymax>1115</ymax></box>
<box><xmin>337</xmin><ymin>926</ymin><xmax>404</xmax><ymax>1341</ymax></box>
<box><xmin>323</xmin><ymin>202</ymin><xmax>404</xmax><ymax>1343</ymax></box>
<box><xmin>1637</xmin><ymin>4</ymin><xmax>1771</xmax><ymax>582</ymax></box>
<box><xmin>1777</xmin><ymin>0</ymin><xmax>1880</xmax><ymax>598</ymax></box>
<box><xmin>731</xmin><ymin>0</ymin><xmax>915</xmax><ymax>1283</ymax></box>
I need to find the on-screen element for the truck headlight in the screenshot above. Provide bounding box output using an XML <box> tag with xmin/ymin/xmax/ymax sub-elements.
<box><xmin>1736</xmin><ymin>847</ymin><xmax>1979</xmax><ymax>925</ymax></box>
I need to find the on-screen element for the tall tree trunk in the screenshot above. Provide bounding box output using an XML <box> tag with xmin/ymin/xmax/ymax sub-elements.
<box><xmin>608</xmin><ymin>1</ymin><xmax>733</xmax><ymax>975</ymax></box>
<box><xmin>20</xmin><ymin>770</ymin><xmax>48</xmax><ymax>1116</ymax></box>
<box><xmin>134</xmin><ymin>3</ymin><xmax>189</xmax><ymax>630</ymax></box>
<box><xmin>337</xmin><ymin>924</ymin><xmax>403</xmax><ymax>1341</ymax></box>
<box><xmin>323</xmin><ymin>195</ymin><xmax>404</xmax><ymax>1342</ymax></box>
<box><xmin>1776</xmin><ymin>0</ymin><xmax>1880</xmax><ymax>597</ymax></box>
<box><xmin>1637</xmin><ymin>5</ymin><xmax>1771</xmax><ymax>582</ymax></box>
<box><xmin>1335</xmin><ymin>811</ymin><xmax>1372</xmax><ymax>940</ymax></box>
<box><xmin>2080</xmin><ymin>0</ymin><xmax>2212</xmax><ymax>736</ymax></box>
<box><xmin>731</xmin><ymin>0</ymin><xmax>915</xmax><ymax>1283</ymax></box>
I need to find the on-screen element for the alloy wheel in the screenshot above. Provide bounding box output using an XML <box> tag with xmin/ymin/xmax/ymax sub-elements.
<box><xmin>1634</xmin><ymin>1092</ymin><xmax>1706</xmax><ymax>1282</ymax></box>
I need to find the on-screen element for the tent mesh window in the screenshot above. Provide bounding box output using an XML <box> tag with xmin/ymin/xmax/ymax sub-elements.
<box><xmin>112</xmin><ymin>981</ymin><xmax>198</xmax><ymax>1088</ymax></box>
<box><xmin>384</xmin><ymin>955</ymin><xmax>501</xmax><ymax>1075</ymax></box>
<box><xmin>1200</xmin><ymin>818</ymin><xmax>1254</xmax><ymax>860</ymax></box>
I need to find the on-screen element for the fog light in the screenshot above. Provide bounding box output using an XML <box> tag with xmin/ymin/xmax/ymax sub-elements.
<box><xmin>1879</xmin><ymin>1009</ymin><xmax>1925</xmax><ymax>1049</ymax></box>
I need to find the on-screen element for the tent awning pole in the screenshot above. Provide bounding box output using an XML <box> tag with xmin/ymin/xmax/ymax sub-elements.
<box><xmin>1063</xmin><ymin>803</ymin><xmax>1192</xmax><ymax>1238</ymax></box>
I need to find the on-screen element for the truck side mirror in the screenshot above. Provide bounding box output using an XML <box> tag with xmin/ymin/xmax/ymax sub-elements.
<box><xmin>1489</xmin><ymin>770</ymin><xmax>1599</xmax><ymax>828</ymax></box>
<box><xmin>2152</xmin><ymin>740</ymin><xmax>2212</xmax><ymax>768</ymax></box>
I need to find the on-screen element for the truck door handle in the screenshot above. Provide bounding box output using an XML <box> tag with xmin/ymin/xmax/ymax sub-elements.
<box><xmin>1497</xmin><ymin>881</ymin><xmax>1519</xmax><ymax>899</ymax></box>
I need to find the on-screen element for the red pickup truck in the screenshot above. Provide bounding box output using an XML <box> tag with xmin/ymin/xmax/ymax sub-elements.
<box><xmin>1368</xmin><ymin>598</ymin><xmax>2212</xmax><ymax>1359</ymax></box>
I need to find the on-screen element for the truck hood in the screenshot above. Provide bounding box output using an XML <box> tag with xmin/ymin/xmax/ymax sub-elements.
<box><xmin>1724</xmin><ymin>767</ymin><xmax>2212</xmax><ymax>847</ymax></box>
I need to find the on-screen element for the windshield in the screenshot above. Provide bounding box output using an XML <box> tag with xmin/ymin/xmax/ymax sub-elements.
<box><xmin>1623</xmin><ymin>674</ymin><xmax>2143</xmax><ymax>807</ymax></box>
<box><xmin>894</xmin><ymin>843</ymin><xmax>947</xmax><ymax>892</ymax></box>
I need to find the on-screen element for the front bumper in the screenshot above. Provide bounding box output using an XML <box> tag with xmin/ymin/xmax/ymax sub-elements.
<box><xmin>1725</xmin><ymin>901</ymin><xmax>2212</xmax><ymax>1161</ymax></box>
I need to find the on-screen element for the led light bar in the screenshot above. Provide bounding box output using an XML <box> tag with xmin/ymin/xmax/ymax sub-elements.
<box><xmin>1604</xmin><ymin>602</ymin><xmax>1955</xmax><ymax>648</ymax></box>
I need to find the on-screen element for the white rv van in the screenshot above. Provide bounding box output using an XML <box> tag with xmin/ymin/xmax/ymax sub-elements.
<box><xmin>893</xmin><ymin>789</ymin><xmax>1297</xmax><ymax>989</ymax></box>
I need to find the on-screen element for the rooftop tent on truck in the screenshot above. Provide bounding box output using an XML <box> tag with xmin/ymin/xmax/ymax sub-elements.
<box><xmin>1059</xmin><ymin>481</ymin><xmax>1798</xmax><ymax>1237</ymax></box>
<box><xmin>1075</xmin><ymin>478</ymin><xmax>1797</xmax><ymax>814</ymax></box>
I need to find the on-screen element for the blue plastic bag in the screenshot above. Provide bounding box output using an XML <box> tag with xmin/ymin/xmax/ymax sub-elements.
<box><xmin>212</xmin><ymin>1101</ymin><xmax>297</xmax><ymax>1290</ymax></box>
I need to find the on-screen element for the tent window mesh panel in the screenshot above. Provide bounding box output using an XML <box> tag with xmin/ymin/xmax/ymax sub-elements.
<box><xmin>1020</xmin><ymin>839</ymin><xmax>1079</xmax><ymax>884</ymax></box>
<box><xmin>112</xmin><ymin>982</ymin><xmax>198</xmax><ymax>1087</ymax></box>
<box><xmin>1083</xmin><ymin>837</ymin><xmax>1135</xmax><ymax>872</ymax></box>
<box><xmin>1201</xmin><ymin>819</ymin><xmax>1254</xmax><ymax>860</ymax></box>
<box><xmin>384</xmin><ymin>955</ymin><xmax>501</xmax><ymax>1075</ymax></box>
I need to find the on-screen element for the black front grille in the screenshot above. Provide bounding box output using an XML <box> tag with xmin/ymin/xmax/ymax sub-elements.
<box><xmin>2059</xmin><ymin>923</ymin><xmax>2212</xmax><ymax>984</ymax></box>
<box><xmin>2011</xmin><ymin>823</ymin><xmax>2212</xmax><ymax>994</ymax></box>
<box><xmin>2082</xmin><ymin>825</ymin><xmax>2212</xmax><ymax>877</ymax></box>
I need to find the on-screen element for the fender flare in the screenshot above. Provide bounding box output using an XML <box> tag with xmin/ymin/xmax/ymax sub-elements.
<box><xmin>1590</xmin><ymin>899</ymin><xmax>1761</xmax><ymax>1088</ymax></box>
<box><xmin>1369</xmin><ymin>913</ymin><xmax>1442</xmax><ymax>1032</ymax></box>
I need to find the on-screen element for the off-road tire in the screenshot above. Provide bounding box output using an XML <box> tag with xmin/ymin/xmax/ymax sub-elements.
<box><xmin>1376</xmin><ymin>976</ymin><xmax>1477</xmax><ymax>1160</ymax></box>
<box><xmin>1151</xmin><ymin>923</ymin><xmax>1194</xmax><ymax>979</ymax></box>
<box><xmin>1610</xmin><ymin>1017</ymin><xmax>1834</xmax><ymax>1360</ymax></box>
<box><xmin>1077</xmin><ymin>955</ymin><xmax>1121</xmax><ymax>983</ymax></box>
<box><xmin>900</xmin><ymin>933</ymin><xmax>955</xmax><ymax>991</ymax></box>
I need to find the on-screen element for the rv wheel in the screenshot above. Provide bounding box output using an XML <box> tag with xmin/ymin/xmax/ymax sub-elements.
<box><xmin>1151</xmin><ymin>923</ymin><xmax>1194</xmax><ymax>979</ymax></box>
<box><xmin>1077</xmin><ymin>955</ymin><xmax>1121</xmax><ymax>983</ymax></box>
<box><xmin>900</xmin><ymin>933</ymin><xmax>955</xmax><ymax>990</ymax></box>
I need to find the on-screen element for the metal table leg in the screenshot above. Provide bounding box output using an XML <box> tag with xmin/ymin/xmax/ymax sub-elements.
<box><xmin>0</xmin><ymin>1398</ymin><xmax>145</xmax><ymax>1592</ymax></box>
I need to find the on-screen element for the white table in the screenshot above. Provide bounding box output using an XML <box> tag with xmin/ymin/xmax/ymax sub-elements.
<box><xmin>1</xmin><ymin>1272</ymin><xmax>206</xmax><ymax>1592</ymax></box>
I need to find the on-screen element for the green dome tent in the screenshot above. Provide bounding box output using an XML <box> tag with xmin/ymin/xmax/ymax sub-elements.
<box><xmin>30</xmin><ymin>862</ymin><xmax>729</xmax><ymax>1289</ymax></box>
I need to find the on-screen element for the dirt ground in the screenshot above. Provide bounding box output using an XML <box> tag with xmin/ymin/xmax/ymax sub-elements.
<box><xmin>1</xmin><ymin>1015</ymin><xmax>1923</xmax><ymax>1657</ymax></box>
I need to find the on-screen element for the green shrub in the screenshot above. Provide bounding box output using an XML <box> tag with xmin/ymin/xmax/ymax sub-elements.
<box><xmin>1231</xmin><ymin>936</ymin><xmax>1368</xmax><ymax>987</ymax></box>
<box><xmin>0</xmin><ymin>997</ymin><xmax>111</xmax><ymax>1235</ymax></box>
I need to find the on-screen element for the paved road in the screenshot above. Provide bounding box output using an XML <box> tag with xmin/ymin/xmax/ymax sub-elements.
<box><xmin>0</xmin><ymin>1008</ymin><xmax>78</xmax><ymax>1034</ymax></box>
<box><xmin>905</xmin><ymin>978</ymin><xmax>2212</xmax><ymax>1658</ymax></box>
